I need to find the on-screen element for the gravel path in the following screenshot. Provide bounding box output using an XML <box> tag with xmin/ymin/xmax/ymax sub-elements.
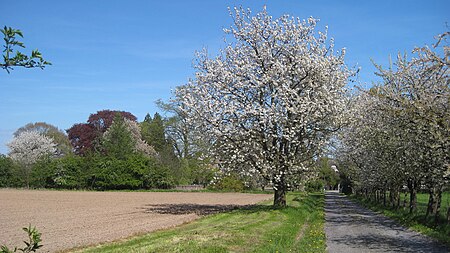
<box><xmin>0</xmin><ymin>189</ymin><xmax>271</xmax><ymax>253</ymax></box>
<box><xmin>325</xmin><ymin>191</ymin><xmax>449</xmax><ymax>253</ymax></box>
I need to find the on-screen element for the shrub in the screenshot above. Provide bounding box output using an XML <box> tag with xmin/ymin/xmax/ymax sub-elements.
<box><xmin>305</xmin><ymin>180</ymin><xmax>324</xmax><ymax>192</ymax></box>
<box><xmin>5</xmin><ymin>150</ymin><xmax>178</xmax><ymax>190</ymax></box>
<box><xmin>209</xmin><ymin>174</ymin><xmax>245</xmax><ymax>192</ymax></box>
<box><xmin>180</xmin><ymin>158</ymin><xmax>215</xmax><ymax>187</ymax></box>
<box><xmin>87</xmin><ymin>154</ymin><xmax>175</xmax><ymax>190</ymax></box>
<box><xmin>31</xmin><ymin>155</ymin><xmax>85</xmax><ymax>189</ymax></box>
<box><xmin>0</xmin><ymin>155</ymin><xmax>22</xmax><ymax>187</ymax></box>
<box><xmin>88</xmin><ymin>156</ymin><xmax>140</xmax><ymax>190</ymax></box>
<box><xmin>144</xmin><ymin>165</ymin><xmax>175</xmax><ymax>189</ymax></box>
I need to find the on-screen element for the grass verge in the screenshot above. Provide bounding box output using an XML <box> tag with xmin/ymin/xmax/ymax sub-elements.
<box><xmin>351</xmin><ymin>193</ymin><xmax>450</xmax><ymax>246</ymax></box>
<box><xmin>71</xmin><ymin>192</ymin><xmax>325</xmax><ymax>253</ymax></box>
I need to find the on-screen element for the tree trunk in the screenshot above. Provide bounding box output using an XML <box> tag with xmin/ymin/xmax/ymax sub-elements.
<box><xmin>396</xmin><ymin>192</ymin><xmax>401</xmax><ymax>210</ymax></box>
<box><xmin>389</xmin><ymin>190</ymin><xmax>394</xmax><ymax>208</ymax></box>
<box><xmin>273</xmin><ymin>175</ymin><xmax>287</xmax><ymax>207</ymax></box>
<box><xmin>433</xmin><ymin>190</ymin><xmax>442</xmax><ymax>225</ymax></box>
<box><xmin>383</xmin><ymin>190</ymin><xmax>387</xmax><ymax>207</ymax></box>
<box><xmin>273</xmin><ymin>186</ymin><xmax>287</xmax><ymax>207</ymax></box>
<box><xmin>402</xmin><ymin>191</ymin><xmax>407</xmax><ymax>210</ymax></box>
<box><xmin>426</xmin><ymin>190</ymin><xmax>435</xmax><ymax>218</ymax></box>
<box><xmin>408</xmin><ymin>180</ymin><xmax>417</xmax><ymax>214</ymax></box>
<box><xmin>409</xmin><ymin>187</ymin><xmax>417</xmax><ymax>214</ymax></box>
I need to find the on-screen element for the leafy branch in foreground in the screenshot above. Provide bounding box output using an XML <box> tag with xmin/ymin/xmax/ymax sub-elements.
<box><xmin>1</xmin><ymin>26</ymin><xmax>51</xmax><ymax>73</ymax></box>
<box><xmin>0</xmin><ymin>225</ymin><xmax>43</xmax><ymax>253</ymax></box>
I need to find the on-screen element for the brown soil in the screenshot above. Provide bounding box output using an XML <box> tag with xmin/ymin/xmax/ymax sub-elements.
<box><xmin>0</xmin><ymin>189</ymin><xmax>272</xmax><ymax>253</ymax></box>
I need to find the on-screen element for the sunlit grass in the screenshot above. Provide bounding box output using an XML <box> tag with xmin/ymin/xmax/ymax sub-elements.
<box><xmin>71</xmin><ymin>192</ymin><xmax>325</xmax><ymax>253</ymax></box>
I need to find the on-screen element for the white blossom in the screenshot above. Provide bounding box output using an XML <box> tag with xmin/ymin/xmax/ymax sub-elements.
<box><xmin>123</xmin><ymin>119</ymin><xmax>158</xmax><ymax>157</ymax></box>
<box><xmin>176</xmin><ymin>7</ymin><xmax>351</xmax><ymax>205</ymax></box>
<box><xmin>103</xmin><ymin>118</ymin><xmax>158</xmax><ymax>157</ymax></box>
<box><xmin>8</xmin><ymin>130</ymin><xmax>57</xmax><ymax>165</ymax></box>
<box><xmin>337</xmin><ymin>32</ymin><xmax>449</xmax><ymax>215</ymax></box>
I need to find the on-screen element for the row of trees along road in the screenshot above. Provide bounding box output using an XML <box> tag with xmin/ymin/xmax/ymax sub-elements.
<box><xmin>337</xmin><ymin>32</ymin><xmax>449</xmax><ymax>224</ymax></box>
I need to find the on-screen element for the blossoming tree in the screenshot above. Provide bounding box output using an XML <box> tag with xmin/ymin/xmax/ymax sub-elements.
<box><xmin>7</xmin><ymin>130</ymin><xmax>56</xmax><ymax>187</ymax></box>
<box><xmin>373</xmin><ymin>32</ymin><xmax>449</xmax><ymax>222</ymax></box>
<box><xmin>102</xmin><ymin>116</ymin><xmax>157</xmax><ymax>158</ymax></box>
<box><xmin>338</xmin><ymin>32</ymin><xmax>449</xmax><ymax>223</ymax></box>
<box><xmin>176</xmin><ymin>7</ymin><xmax>351</xmax><ymax>206</ymax></box>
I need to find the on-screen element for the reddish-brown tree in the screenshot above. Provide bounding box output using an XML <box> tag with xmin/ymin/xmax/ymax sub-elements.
<box><xmin>67</xmin><ymin>110</ymin><xmax>137</xmax><ymax>155</ymax></box>
<box><xmin>88</xmin><ymin>110</ymin><xmax>137</xmax><ymax>133</ymax></box>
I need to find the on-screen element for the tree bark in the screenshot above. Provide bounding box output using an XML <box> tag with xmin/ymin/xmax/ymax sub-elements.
<box><xmin>389</xmin><ymin>190</ymin><xmax>394</xmax><ymax>208</ymax></box>
<box><xmin>273</xmin><ymin>175</ymin><xmax>287</xmax><ymax>207</ymax></box>
<box><xmin>426</xmin><ymin>190</ymin><xmax>435</xmax><ymax>218</ymax></box>
<box><xmin>273</xmin><ymin>187</ymin><xmax>287</xmax><ymax>207</ymax></box>
<box><xmin>408</xmin><ymin>180</ymin><xmax>417</xmax><ymax>214</ymax></box>
<box><xmin>433</xmin><ymin>190</ymin><xmax>442</xmax><ymax>225</ymax></box>
<box><xmin>396</xmin><ymin>192</ymin><xmax>401</xmax><ymax>210</ymax></box>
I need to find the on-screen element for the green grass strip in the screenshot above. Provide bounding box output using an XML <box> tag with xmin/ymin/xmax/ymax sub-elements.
<box><xmin>72</xmin><ymin>192</ymin><xmax>325</xmax><ymax>253</ymax></box>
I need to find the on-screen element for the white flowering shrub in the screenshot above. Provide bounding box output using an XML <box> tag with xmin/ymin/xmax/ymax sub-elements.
<box><xmin>102</xmin><ymin>118</ymin><xmax>158</xmax><ymax>158</ymax></box>
<box><xmin>123</xmin><ymin>119</ymin><xmax>158</xmax><ymax>157</ymax></box>
<box><xmin>176</xmin><ymin>7</ymin><xmax>351</xmax><ymax>206</ymax></box>
<box><xmin>7</xmin><ymin>130</ymin><xmax>56</xmax><ymax>187</ymax></box>
<box><xmin>8</xmin><ymin>130</ymin><xmax>56</xmax><ymax>166</ymax></box>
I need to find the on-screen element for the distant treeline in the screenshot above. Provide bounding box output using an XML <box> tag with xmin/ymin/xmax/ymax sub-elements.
<box><xmin>0</xmin><ymin>110</ymin><xmax>217</xmax><ymax>190</ymax></box>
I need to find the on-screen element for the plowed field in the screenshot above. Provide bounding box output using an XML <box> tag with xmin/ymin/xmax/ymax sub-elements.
<box><xmin>0</xmin><ymin>189</ymin><xmax>271</xmax><ymax>252</ymax></box>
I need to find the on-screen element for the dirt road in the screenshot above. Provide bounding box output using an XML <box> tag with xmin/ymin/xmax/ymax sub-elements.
<box><xmin>324</xmin><ymin>191</ymin><xmax>449</xmax><ymax>253</ymax></box>
<box><xmin>0</xmin><ymin>189</ymin><xmax>271</xmax><ymax>252</ymax></box>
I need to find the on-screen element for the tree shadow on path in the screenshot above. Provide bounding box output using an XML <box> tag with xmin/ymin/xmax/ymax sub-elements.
<box><xmin>331</xmin><ymin>233</ymin><xmax>449</xmax><ymax>253</ymax></box>
<box><xmin>324</xmin><ymin>191</ymin><xmax>450</xmax><ymax>253</ymax></box>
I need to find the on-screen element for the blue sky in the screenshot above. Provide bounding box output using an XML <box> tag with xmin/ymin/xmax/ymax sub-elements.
<box><xmin>0</xmin><ymin>0</ymin><xmax>448</xmax><ymax>154</ymax></box>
